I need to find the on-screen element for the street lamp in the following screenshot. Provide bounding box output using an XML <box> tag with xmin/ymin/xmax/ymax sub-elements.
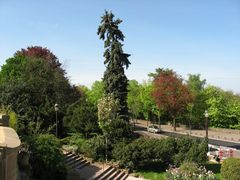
<box><xmin>189</xmin><ymin>104</ymin><xmax>194</xmax><ymax>135</ymax></box>
<box><xmin>54</xmin><ymin>103</ymin><xmax>59</xmax><ymax>137</ymax></box>
<box><xmin>204</xmin><ymin>110</ymin><xmax>209</xmax><ymax>139</ymax></box>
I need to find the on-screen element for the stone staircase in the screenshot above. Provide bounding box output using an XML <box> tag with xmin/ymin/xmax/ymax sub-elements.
<box><xmin>64</xmin><ymin>152</ymin><xmax>90</xmax><ymax>170</ymax></box>
<box><xmin>92</xmin><ymin>166</ymin><xmax>128</xmax><ymax>180</ymax></box>
<box><xmin>64</xmin><ymin>152</ymin><xmax>128</xmax><ymax>180</ymax></box>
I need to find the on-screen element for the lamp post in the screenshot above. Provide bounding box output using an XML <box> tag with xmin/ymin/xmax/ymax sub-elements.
<box><xmin>204</xmin><ymin>110</ymin><xmax>209</xmax><ymax>139</ymax></box>
<box><xmin>189</xmin><ymin>104</ymin><xmax>194</xmax><ymax>135</ymax></box>
<box><xmin>54</xmin><ymin>103</ymin><xmax>59</xmax><ymax>137</ymax></box>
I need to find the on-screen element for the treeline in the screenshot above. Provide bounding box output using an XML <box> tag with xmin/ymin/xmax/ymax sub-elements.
<box><xmin>78</xmin><ymin>73</ymin><xmax>240</xmax><ymax>130</ymax></box>
<box><xmin>1</xmin><ymin>47</ymin><xmax>240</xmax><ymax>139</ymax></box>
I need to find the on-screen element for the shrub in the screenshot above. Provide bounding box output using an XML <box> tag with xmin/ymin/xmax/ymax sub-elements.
<box><xmin>221</xmin><ymin>158</ymin><xmax>240</xmax><ymax>180</ymax></box>
<box><xmin>82</xmin><ymin>135</ymin><xmax>106</xmax><ymax>161</ymax></box>
<box><xmin>107</xmin><ymin>118</ymin><xmax>133</xmax><ymax>143</ymax></box>
<box><xmin>29</xmin><ymin>134</ymin><xmax>67</xmax><ymax>180</ymax></box>
<box><xmin>61</xmin><ymin>133</ymin><xmax>87</xmax><ymax>154</ymax></box>
<box><xmin>166</xmin><ymin>162</ymin><xmax>216</xmax><ymax>180</ymax></box>
<box><xmin>179</xmin><ymin>162</ymin><xmax>200</xmax><ymax>177</ymax></box>
<box><xmin>173</xmin><ymin>137</ymin><xmax>208</xmax><ymax>166</ymax></box>
<box><xmin>113</xmin><ymin>137</ymin><xmax>176</xmax><ymax>169</ymax></box>
<box><xmin>113</xmin><ymin>136</ymin><xmax>208</xmax><ymax>170</ymax></box>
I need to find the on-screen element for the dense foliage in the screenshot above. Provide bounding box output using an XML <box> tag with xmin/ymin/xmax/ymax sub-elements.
<box><xmin>98</xmin><ymin>94</ymin><xmax>133</xmax><ymax>143</ymax></box>
<box><xmin>98</xmin><ymin>11</ymin><xmax>130</xmax><ymax>121</ymax></box>
<box><xmin>0</xmin><ymin>47</ymin><xmax>80</xmax><ymax>137</ymax></box>
<box><xmin>186</xmin><ymin>74</ymin><xmax>207</xmax><ymax>129</ymax></box>
<box><xmin>152</xmin><ymin>68</ymin><xmax>193</xmax><ymax>130</ymax></box>
<box><xmin>204</xmin><ymin>86</ymin><xmax>240</xmax><ymax>128</ymax></box>
<box><xmin>86</xmin><ymin>80</ymin><xmax>104</xmax><ymax>106</ymax></box>
<box><xmin>112</xmin><ymin>136</ymin><xmax>208</xmax><ymax>170</ymax></box>
<box><xmin>221</xmin><ymin>157</ymin><xmax>240</xmax><ymax>180</ymax></box>
<box><xmin>63</xmin><ymin>96</ymin><xmax>99</xmax><ymax>138</ymax></box>
<box><xmin>29</xmin><ymin>134</ymin><xmax>66</xmax><ymax>180</ymax></box>
<box><xmin>127</xmin><ymin>80</ymin><xmax>142</xmax><ymax>119</ymax></box>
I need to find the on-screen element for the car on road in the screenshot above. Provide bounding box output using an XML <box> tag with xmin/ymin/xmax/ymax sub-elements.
<box><xmin>147</xmin><ymin>125</ymin><xmax>160</xmax><ymax>133</ymax></box>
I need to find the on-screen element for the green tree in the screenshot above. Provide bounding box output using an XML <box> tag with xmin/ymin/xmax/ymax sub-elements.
<box><xmin>97</xmin><ymin>11</ymin><xmax>131</xmax><ymax>121</ymax></box>
<box><xmin>204</xmin><ymin>86</ymin><xmax>240</xmax><ymax>128</ymax></box>
<box><xmin>63</xmin><ymin>96</ymin><xmax>99</xmax><ymax>138</ymax></box>
<box><xmin>186</xmin><ymin>74</ymin><xmax>207</xmax><ymax>129</ymax></box>
<box><xmin>127</xmin><ymin>80</ymin><xmax>142</xmax><ymax>119</ymax></box>
<box><xmin>139</xmin><ymin>81</ymin><xmax>156</xmax><ymax>124</ymax></box>
<box><xmin>86</xmin><ymin>80</ymin><xmax>104</xmax><ymax>106</ymax></box>
<box><xmin>0</xmin><ymin>48</ymin><xmax>80</xmax><ymax>137</ymax></box>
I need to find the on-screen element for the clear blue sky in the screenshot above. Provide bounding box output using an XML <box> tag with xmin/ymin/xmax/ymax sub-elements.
<box><xmin>1</xmin><ymin>0</ymin><xmax>240</xmax><ymax>92</ymax></box>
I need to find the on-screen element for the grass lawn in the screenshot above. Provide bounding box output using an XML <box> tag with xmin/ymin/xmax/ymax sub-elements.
<box><xmin>136</xmin><ymin>171</ymin><xmax>166</xmax><ymax>180</ymax></box>
<box><xmin>135</xmin><ymin>164</ymin><xmax>167</xmax><ymax>180</ymax></box>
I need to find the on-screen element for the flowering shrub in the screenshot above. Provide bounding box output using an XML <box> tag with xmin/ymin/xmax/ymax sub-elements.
<box><xmin>97</xmin><ymin>93</ymin><xmax>119</xmax><ymax>134</ymax></box>
<box><xmin>166</xmin><ymin>162</ymin><xmax>216</xmax><ymax>180</ymax></box>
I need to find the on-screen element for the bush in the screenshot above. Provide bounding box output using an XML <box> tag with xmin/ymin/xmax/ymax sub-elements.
<box><xmin>113</xmin><ymin>136</ymin><xmax>208</xmax><ymax>170</ymax></box>
<box><xmin>173</xmin><ymin>137</ymin><xmax>208</xmax><ymax>166</ymax></box>
<box><xmin>82</xmin><ymin>135</ymin><xmax>106</xmax><ymax>161</ymax></box>
<box><xmin>221</xmin><ymin>158</ymin><xmax>240</xmax><ymax>180</ymax></box>
<box><xmin>107</xmin><ymin>118</ymin><xmax>133</xmax><ymax>143</ymax></box>
<box><xmin>113</xmin><ymin>137</ymin><xmax>177</xmax><ymax>169</ymax></box>
<box><xmin>166</xmin><ymin>162</ymin><xmax>216</xmax><ymax>180</ymax></box>
<box><xmin>179</xmin><ymin>162</ymin><xmax>200</xmax><ymax>177</ymax></box>
<box><xmin>29</xmin><ymin>134</ymin><xmax>67</xmax><ymax>180</ymax></box>
<box><xmin>61</xmin><ymin>133</ymin><xmax>87</xmax><ymax>154</ymax></box>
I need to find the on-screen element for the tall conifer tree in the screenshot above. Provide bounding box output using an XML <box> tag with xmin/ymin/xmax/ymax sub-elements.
<box><xmin>97</xmin><ymin>11</ymin><xmax>130</xmax><ymax>121</ymax></box>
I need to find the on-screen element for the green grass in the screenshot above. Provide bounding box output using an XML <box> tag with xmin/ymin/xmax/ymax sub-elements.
<box><xmin>136</xmin><ymin>171</ymin><xmax>166</xmax><ymax>180</ymax></box>
<box><xmin>135</xmin><ymin>164</ymin><xmax>167</xmax><ymax>180</ymax></box>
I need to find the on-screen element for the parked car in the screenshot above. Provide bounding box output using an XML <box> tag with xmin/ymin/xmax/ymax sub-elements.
<box><xmin>147</xmin><ymin>125</ymin><xmax>160</xmax><ymax>133</ymax></box>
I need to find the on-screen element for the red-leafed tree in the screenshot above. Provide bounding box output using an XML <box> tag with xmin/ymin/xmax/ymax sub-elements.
<box><xmin>152</xmin><ymin>68</ymin><xmax>193</xmax><ymax>131</ymax></box>
<box><xmin>15</xmin><ymin>46</ymin><xmax>63</xmax><ymax>73</ymax></box>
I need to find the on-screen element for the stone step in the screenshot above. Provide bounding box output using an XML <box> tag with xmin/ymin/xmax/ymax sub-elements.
<box><xmin>114</xmin><ymin>171</ymin><xmax>126</xmax><ymax>180</ymax></box>
<box><xmin>65</xmin><ymin>155</ymin><xmax>80</xmax><ymax>163</ymax></box>
<box><xmin>76</xmin><ymin>161</ymin><xmax>90</xmax><ymax>170</ymax></box>
<box><xmin>120</xmin><ymin>173</ymin><xmax>129</xmax><ymax>180</ymax></box>
<box><xmin>107</xmin><ymin>169</ymin><xmax>121</xmax><ymax>180</ymax></box>
<box><xmin>67</xmin><ymin>157</ymin><xmax>83</xmax><ymax>166</ymax></box>
<box><xmin>92</xmin><ymin>166</ymin><xmax>113</xmax><ymax>180</ymax></box>
<box><xmin>70</xmin><ymin>159</ymin><xmax>87</xmax><ymax>168</ymax></box>
<box><xmin>99</xmin><ymin>167</ymin><xmax>117</xmax><ymax>180</ymax></box>
<box><xmin>64</xmin><ymin>151</ymin><xmax>72</xmax><ymax>156</ymax></box>
<box><xmin>65</xmin><ymin>153</ymin><xmax>76</xmax><ymax>160</ymax></box>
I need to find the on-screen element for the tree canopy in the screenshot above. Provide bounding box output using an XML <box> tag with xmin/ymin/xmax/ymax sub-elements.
<box><xmin>0</xmin><ymin>47</ymin><xmax>80</xmax><ymax>137</ymax></box>
<box><xmin>152</xmin><ymin>68</ymin><xmax>193</xmax><ymax>131</ymax></box>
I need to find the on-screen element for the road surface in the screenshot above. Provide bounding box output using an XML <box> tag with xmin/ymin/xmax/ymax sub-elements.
<box><xmin>134</xmin><ymin>124</ymin><xmax>240</xmax><ymax>150</ymax></box>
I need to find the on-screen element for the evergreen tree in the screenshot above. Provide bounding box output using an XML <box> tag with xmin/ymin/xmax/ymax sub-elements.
<box><xmin>97</xmin><ymin>11</ymin><xmax>130</xmax><ymax>121</ymax></box>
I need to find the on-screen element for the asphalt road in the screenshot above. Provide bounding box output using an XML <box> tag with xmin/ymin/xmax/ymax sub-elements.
<box><xmin>134</xmin><ymin>124</ymin><xmax>240</xmax><ymax>150</ymax></box>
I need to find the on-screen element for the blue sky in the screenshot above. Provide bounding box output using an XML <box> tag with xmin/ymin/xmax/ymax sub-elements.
<box><xmin>1</xmin><ymin>0</ymin><xmax>240</xmax><ymax>92</ymax></box>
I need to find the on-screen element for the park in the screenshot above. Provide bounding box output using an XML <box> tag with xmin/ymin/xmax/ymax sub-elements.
<box><xmin>1</xmin><ymin>1</ymin><xmax>240</xmax><ymax>180</ymax></box>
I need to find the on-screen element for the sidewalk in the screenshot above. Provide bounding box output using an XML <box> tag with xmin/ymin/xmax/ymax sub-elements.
<box><xmin>136</xmin><ymin>120</ymin><xmax>240</xmax><ymax>144</ymax></box>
